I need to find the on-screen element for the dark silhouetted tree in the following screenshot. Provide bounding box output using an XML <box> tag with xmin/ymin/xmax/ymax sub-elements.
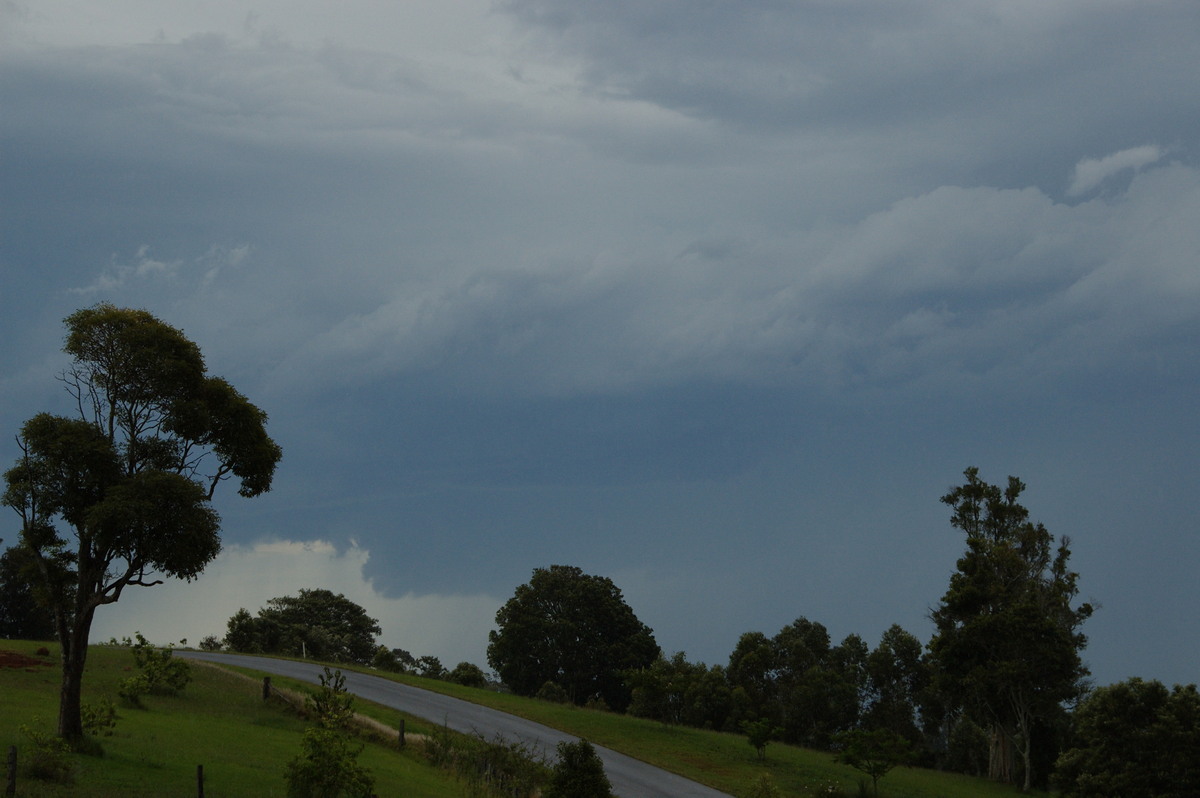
<box><xmin>225</xmin><ymin>589</ymin><xmax>381</xmax><ymax>664</ymax></box>
<box><xmin>1054</xmin><ymin>678</ymin><xmax>1200</xmax><ymax>798</ymax></box>
<box><xmin>0</xmin><ymin>544</ymin><xmax>56</xmax><ymax>639</ymax></box>
<box><xmin>2</xmin><ymin>304</ymin><xmax>281</xmax><ymax>742</ymax></box>
<box><xmin>544</xmin><ymin>739</ymin><xmax>612</xmax><ymax>798</ymax></box>
<box><xmin>928</xmin><ymin>467</ymin><xmax>1092</xmax><ymax>791</ymax></box>
<box><xmin>488</xmin><ymin>564</ymin><xmax>659</xmax><ymax>711</ymax></box>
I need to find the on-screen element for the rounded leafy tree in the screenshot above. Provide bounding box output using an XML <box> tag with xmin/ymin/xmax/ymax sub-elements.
<box><xmin>487</xmin><ymin>564</ymin><xmax>659</xmax><ymax>712</ymax></box>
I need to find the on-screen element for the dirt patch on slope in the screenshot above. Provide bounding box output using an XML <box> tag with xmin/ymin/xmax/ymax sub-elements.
<box><xmin>0</xmin><ymin>649</ymin><xmax>55</xmax><ymax>670</ymax></box>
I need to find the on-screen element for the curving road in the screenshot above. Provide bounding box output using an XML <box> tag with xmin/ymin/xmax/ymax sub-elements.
<box><xmin>179</xmin><ymin>651</ymin><xmax>732</xmax><ymax>798</ymax></box>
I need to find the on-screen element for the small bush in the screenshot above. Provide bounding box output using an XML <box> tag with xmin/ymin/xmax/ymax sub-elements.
<box><xmin>544</xmin><ymin>739</ymin><xmax>612</xmax><ymax>798</ymax></box>
<box><xmin>423</xmin><ymin>725</ymin><xmax>549</xmax><ymax>794</ymax></box>
<box><xmin>742</xmin><ymin>718</ymin><xmax>782</xmax><ymax>762</ymax></box>
<box><xmin>118</xmin><ymin>673</ymin><xmax>152</xmax><ymax>707</ymax></box>
<box><xmin>536</xmin><ymin>680</ymin><xmax>571</xmax><ymax>704</ymax></box>
<box><xmin>81</xmin><ymin>697</ymin><xmax>119</xmax><ymax>737</ymax></box>
<box><xmin>447</xmin><ymin>661</ymin><xmax>488</xmax><ymax>688</ymax></box>
<box><xmin>306</xmin><ymin>667</ymin><xmax>354</xmax><ymax>729</ymax></box>
<box><xmin>199</xmin><ymin>634</ymin><xmax>223</xmax><ymax>651</ymax></box>
<box><xmin>284</xmin><ymin>727</ymin><xmax>374</xmax><ymax>798</ymax></box>
<box><xmin>284</xmin><ymin>667</ymin><xmax>374</xmax><ymax>798</ymax></box>
<box><xmin>741</xmin><ymin>773</ymin><xmax>781</xmax><ymax>798</ymax></box>
<box><xmin>19</xmin><ymin>721</ymin><xmax>74</xmax><ymax>784</ymax></box>
<box><xmin>584</xmin><ymin>694</ymin><xmax>611</xmax><ymax>712</ymax></box>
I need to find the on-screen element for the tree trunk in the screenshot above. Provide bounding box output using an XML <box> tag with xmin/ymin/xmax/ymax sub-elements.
<box><xmin>1020</xmin><ymin>727</ymin><xmax>1032</xmax><ymax>793</ymax></box>
<box><xmin>987</xmin><ymin>725</ymin><xmax>1014</xmax><ymax>784</ymax></box>
<box><xmin>56</xmin><ymin>607</ymin><xmax>95</xmax><ymax>743</ymax></box>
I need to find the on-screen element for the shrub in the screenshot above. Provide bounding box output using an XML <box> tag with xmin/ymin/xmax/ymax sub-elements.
<box><xmin>284</xmin><ymin>666</ymin><xmax>374</xmax><ymax>798</ymax></box>
<box><xmin>118</xmin><ymin>673</ymin><xmax>152</xmax><ymax>707</ymax></box>
<box><xmin>423</xmin><ymin>725</ymin><xmax>549</xmax><ymax>795</ymax></box>
<box><xmin>448</xmin><ymin>661</ymin><xmax>488</xmax><ymax>688</ymax></box>
<box><xmin>544</xmin><ymin>739</ymin><xmax>612</xmax><ymax>798</ymax></box>
<box><xmin>199</xmin><ymin>634</ymin><xmax>223</xmax><ymax>651</ymax></box>
<box><xmin>536</xmin><ymin>680</ymin><xmax>571</xmax><ymax>704</ymax></box>
<box><xmin>19</xmin><ymin>721</ymin><xmax>74</xmax><ymax>783</ymax></box>
<box><xmin>741</xmin><ymin>773</ymin><xmax>782</xmax><ymax>798</ymax></box>
<box><xmin>127</xmin><ymin>632</ymin><xmax>192</xmax><ymax>694</ymax></box>
<box><xmin>742</xmin><ymin>718</ymin><xmax>782</xmax><ymax>761</ymax></box>
<box><xmin>81</xmin><ymin>697</ymin><xmax>119</xmax><ymax>737</ymax></box>
<box><xmin>306</xmin><ymin>667</ymin><xmax>354</xmax><ymax>729</ymax></box>
<box><xmin>284</xmin><ymin>727</ymin><xmax>374</xmax><ymax>798</ymax></box>
<box><xmin>833</xmin><ymin>728</ymin><xmax>913</xmax><ymax>796</ymax></box>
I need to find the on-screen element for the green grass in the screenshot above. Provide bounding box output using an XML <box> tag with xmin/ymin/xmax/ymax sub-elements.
<box><xmin>0</xmin><ymin>639</ymin><xmax>462</xmax><ymax>797</ymax></box>
<box><xmin>325</xmin><ymin>665</ymin><xmax>1046</xmax><ymax>798</ymax></box>
<box><xmin>3</xmin><ymin>640</ymin><xmax>1047</xmax><ymax>798</ymax></box>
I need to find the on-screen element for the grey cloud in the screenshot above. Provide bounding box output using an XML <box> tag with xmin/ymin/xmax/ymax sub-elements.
<box><xmin>266</xmin><ymin>162</ymin><xmax>1200</xmax><ymax>400</ymax></box>
<box><xmin>500</xmin><ymin>0</ymin><xmax>1200</xmax><ymax>191</ymax></box>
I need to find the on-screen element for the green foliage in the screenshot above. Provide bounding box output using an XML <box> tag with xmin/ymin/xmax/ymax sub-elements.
<box><xmin>307</xmin><ymin>668</ymin><xmax>355</xmax><ymax>730</ymax></box>
<box><xmin>416</xmin><ymin>654</ymin><xmax>447</xmax><ymax>680</ymax></box>
<box><xmin>544</xmin><ymin>739</ymin><xmax>613</xmax><ymax>798</ymax></box>
<box><xmin>284</xmin><ymin>726</ymin><xmax>375</xmax><ymax>798</ymax></box>
<box><xmin>423</xmin><ymin>724</ymin><xmax>550</xmax><ymax>796</ymax></box>
<box><xmin>727</xmin><ymin>619</ymin><xmax>867</xmax><ymax>748</ymax></box>
<box><xmin>0</xmin><ymin>544</ymin><xmax>56</xmax><ymax>639</ymax></box>
<box><xmin>225</xmin><ymin>589</ymin><xmax>381</xmax><ymax>664</ymax></box>
<box><xmin>371</xmin><ymin>645</ymin><xmax>415</xmax><ymax>673</ymax></box>
<box><xmin>862</xmin><ymin>625</ymin><xmax>928</xmax><ymax>745</ymax></box>
<box><xmin>834</xmin><ymin>728</ymin><xmax>913</xmax><ymax>796</ymax></box>
<box><xmin>537</xmin><ymin>680</ymin><xmax>572</xmax><ymax>704</ymax></box>
<box><xmin>741</xmin><ymin>772</ymin><xmax>782</xmax><ymax>798</ymax></box>
<box><xmin>1053</xmin><ymin>678</ymin><xmax>1200</xmax><ymax>798</ymax></box>
<box><xmin>742</xmin><ymin>718</ymin><xmax>783</xmax><ymax>761</ymax></box>
<box><xmin>448</xmin><ymin>661</ymin><xmax>488</xmax><ymax>688</ymax></box>
<box><xmin>1</xmin><ymin>304</ymin><xmax>281</xmax><ymax>740</ymax></box>
<box><xmin>627</xmin><ymin>651</ymin><xmax>735</xmax><ymax>730</ymax></box>
<box><xmin>19</xmin><ymin>719</ymin><xmax>75</xmax><ymax>783</ymax></box>
<box><xmin>928</xmin><ymin>467</ymin><xmax>1092</xmax><ymax>790</ymax></box>
<box><xmin>284</xmin><ymin>666</ymin><xmax>374</xmax><ymax>798</ymax></box>
<box><xmin>80</xmin><ymin>697</ymin><xmax>119</xmax><ymax>737</ymax></box>
<box><xmin>118</xmin><ymin>674</ymin><xmax>151</xmax><ymax>706</ymax></box>
<box><xmin>130</xmin><ymin>633</ymin><xmax>192</xmax><ymax>693</ymax></box>
<box><xmin>488</xmin><ymin>564</ymin><xmax>660</xmax><ymax>712</ymax></box>
<box><xmin>118</xmin><ymin>632</ymin><xmax>192</xmax><ymax>705</ymax></box>
<box><xmin>199</xmin><ymin>634</ymin><xmax>222</xmax><ymax>651</ymax></box>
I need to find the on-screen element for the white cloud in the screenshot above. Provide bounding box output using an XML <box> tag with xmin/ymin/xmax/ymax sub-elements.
<box><xmin>88</xmin><ymin>539</ymin><xmax>501</xmax><ymax>670</ymax></box>
<box><xmin>1067</xmin><ymin>145</ymin><xmax>1164</xmax><ymax>196</ymax></box>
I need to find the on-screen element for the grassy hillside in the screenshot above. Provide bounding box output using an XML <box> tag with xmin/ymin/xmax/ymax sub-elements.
<box><xmin>0</xmin><ymin>639</ymin><xmax>461</xmax><ymax>797</ymax></box>
<box><xmin>2</xmin><ymin>640</ymin><xmax>1044</xmax><ymax>797</ymax></box>
<box><xmin>335</xmin><ymin>667</ymin><xmax>1044</xmax><ymax>798</ymax></box>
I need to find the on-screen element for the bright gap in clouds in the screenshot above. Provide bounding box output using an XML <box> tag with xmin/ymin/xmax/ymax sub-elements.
<box><xmin>1067</xmin><ymin>145</ymin><xmax>1164</xmax><ymax>197</ymax></box>
<box><xmin>88</xmin><ymin>540</ymin><xmax>501</xmax><ymax>671</ymax></box>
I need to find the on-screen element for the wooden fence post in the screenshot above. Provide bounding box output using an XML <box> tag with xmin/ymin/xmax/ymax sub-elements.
<box><xmin>5</xmin><ymin>745</ymin><xmax>16</xmax><ymax>798</ymax></box>
<box><xmin>262</xmin><ymin>676</ymin><xmax>271</xmax><ymax>700</ymax></box>
<box><xmin>197</xmin><ymin>764</ymin><xmax>204</xmax><ymax>798</ymax></box>
<box><xmin>398</xmin><ymin>719</ymin><xmax>406</xmax><ymax>748</ymax></box>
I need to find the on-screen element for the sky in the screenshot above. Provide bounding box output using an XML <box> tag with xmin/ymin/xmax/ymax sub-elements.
<box><xmin>2</xmin><ymin>0</ymin><xmax>1198</xmax><ymax>688</ymax></box>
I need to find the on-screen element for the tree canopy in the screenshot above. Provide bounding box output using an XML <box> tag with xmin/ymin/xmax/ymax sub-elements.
<box><xmin>1054</xmin><ymin>678</ymin><xmax>1200</xmax><ymax>798</ymax></box>
<box><xmin>928</xmin><ymin>467</ymin><xmax>1092</xmax><ymax>791</ymax></box>
<box><xmin>2</xmin><ymin>304</ymin><xmax>281</xmax><ymax>740</ymax></box>
<box><xmin>725</xmin><ymin>618</ymin><xmax>868</xmax><ymax>748</ymax></box>
<box><xmin>487</xmin><ymin>564</ymin><xmax>660</xmax><ymax>711</ymax></box>
<box><xmin>0</xmin><ymin>543</ymin><xmax>56</xmax><ymax>640</ymax></box>
<box><xmin>225</xmin><ymin>589</ymin><xmax>382</xmax><ymax>664</ymax></box>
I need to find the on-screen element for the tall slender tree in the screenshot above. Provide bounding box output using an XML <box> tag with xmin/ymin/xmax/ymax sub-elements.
<box><xmin>928</xmin><ymin>467</ymin><xmax>1092</xmax><ymax>791</ymax></box>
<box><xmin>3</xmin><ymin>305</ymin><xmax>281</xmax><ymax>741</ymax></box>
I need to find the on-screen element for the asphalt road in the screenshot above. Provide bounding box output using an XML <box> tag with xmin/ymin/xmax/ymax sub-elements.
<box><xmin>178</xmin><ymin>651</ymin><xmax>733</xmax><ymax>798</ymax></box>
